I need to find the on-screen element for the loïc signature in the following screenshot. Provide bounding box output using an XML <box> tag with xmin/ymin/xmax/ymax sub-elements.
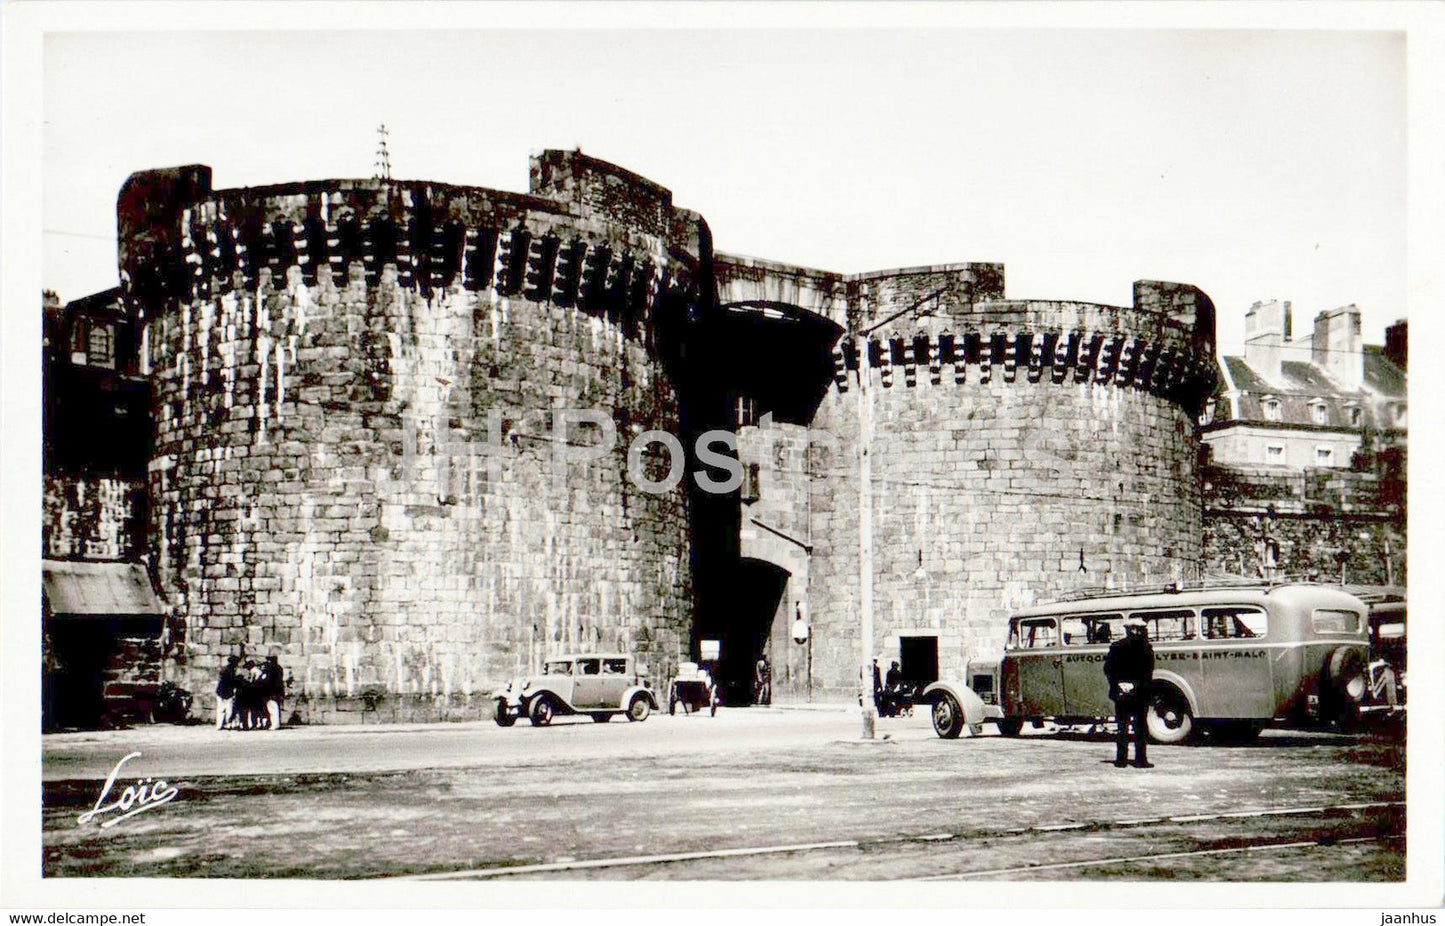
<box><xmin>77</xmin><ymin>751</ymin><xmax>179</xmax><ymax>829</ymax></box>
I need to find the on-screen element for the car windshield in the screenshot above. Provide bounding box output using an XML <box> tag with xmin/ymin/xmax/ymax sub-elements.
<box><xmin>543</xmin><ymin>660</ymin><xmax>572</xmax><ymax>675</ymax></box>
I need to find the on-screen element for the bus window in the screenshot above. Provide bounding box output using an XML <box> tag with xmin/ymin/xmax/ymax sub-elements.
<box><xmin>1018</xmin><ymin>619</ymin><xmax>1059</xmax><ymax>649</ymax></box>
<box><xmin>1088</xmin><ymin>614</ymin><xmax>1125</xmax><ymax>644</ymax></box>
<box><xmin>1202</xmin><ymin>606</ymin><xmax>1267</xmax><ymax>640</ymax></box>
<box><xmin>1061</xmin><ymin>614</ymin><xmax>1123</xmax><ymax>645</ymax></box>
<box><xmin>1313</xmin><ymin>609</ymin><xmax>1361</xmax><ymax>634</ymax></box>
<box><xmin>1060</xmin><ymin>616</ymin><xmax>1087</xmax><ymax>646</ymax></box>
<box><xmin>1134</xmin><ymin>609</ymin><xmax>1196</xmax><ymax>642</ymax></box>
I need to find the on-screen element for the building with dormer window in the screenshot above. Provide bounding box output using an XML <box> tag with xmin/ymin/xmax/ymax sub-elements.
<box><xmin>1200</xmin><ymin>299</ymin><xmax>1405</xmax><ymax>586</ymax></box>
<box><xmin>1201</xmin><ymin>300</ymin><xmax>1405</xmax><ymax>469</ymax></box>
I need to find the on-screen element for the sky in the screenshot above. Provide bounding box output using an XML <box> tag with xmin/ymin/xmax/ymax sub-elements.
<box><xmin>43</xmin><ymin>28</ymin><xmax>1406</xmax><ymax>354</ymax></box>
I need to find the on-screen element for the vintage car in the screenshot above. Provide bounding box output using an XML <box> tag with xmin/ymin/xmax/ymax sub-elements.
<box><xmin>925</xmin><ymin>582</ymin><xmax>1371</xmax><ymax>743</ymax></box>
<box><xmin>493</xmin><ymin>653</ymin><xmax>659</xmax><ymax>727</ymax></box>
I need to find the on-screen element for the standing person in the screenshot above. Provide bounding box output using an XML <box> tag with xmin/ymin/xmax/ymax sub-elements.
<box><xmin>216</xmin><ymin>655</ymin><xmax>241</xmax><ymax>730</ymax></box>
<box><xmin>885</xmin><ymin>660</ymin><xmax>903</xmax><ymax>689</ymax></box>
<box><xmin>1104</xmin><ymin>617</ymin><xmax>1155</xmax><ymax>768</ymax></box>
<box><xmin>238</xmin><ymin>659</ymin><xmax>261</xmax><ymax>729</ymax></box>
<box><xmin>258</xmin><ymin>652</ymin><xmax>286</xmax><ymax>731</ymax></box>
<box><xmin>884</xmin><ymin>660</ymin><xmax>906</xmax><ymax>717</ymax></box>
<box><xmin>754</xmin><ymin>654</ymin><xmax>771</xmax><ymax>706</ymax></box>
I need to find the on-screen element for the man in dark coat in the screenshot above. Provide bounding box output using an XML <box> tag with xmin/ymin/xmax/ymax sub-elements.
<box><xmin>216</xmin><ymin>655</ymin><xmax>242</xmax><ymax>730</ymax></box>
<box><xmin>1104</xmin><ymin>617</ymin><xmax>1155</xmax><ymax>768</ymax></box>
<box><xmin>257</xmin><ymin>653</ymin><xmax>286</xmax><ymax>732</ymax></box>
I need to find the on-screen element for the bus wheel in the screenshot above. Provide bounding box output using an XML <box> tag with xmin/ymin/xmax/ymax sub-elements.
<box><xmin>932</xmin><ymin>694</ymin><xmax>965</xmax><ymax>739</ymax></box>
<box><xmin>1146</xmin><ymin>687</ymin><xmax>1194</xmax><ymax>744</ymax></box>
<box><xmin>996</xmin><ymin>718</ymin><xmax>1024</xmax><ymax>737</ymax></box>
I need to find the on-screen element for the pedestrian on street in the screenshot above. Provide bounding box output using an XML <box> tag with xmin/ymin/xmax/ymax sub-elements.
<box><xmin>754</xmin><ymin>655</ymin><xmax>771</xmax><ymax>706</ymax></box>
<box><xmin>238</xmin><ymin>658</ymin><xmax>262</xmax><ymax>729</ymax></box>
<box><xmin>1104</xmin><ymin>616</ymin><xmax>1155</xmax><ymax>768</ymax></box>
<box><xmin>216</xmin><ymin>655</ymin><xmax>242</xmax><ymax>730</ymax></box>
<box><xmin>258</xmin><ymin>652</ymin><xmax>286</xmax><ymax>731</ymax></box>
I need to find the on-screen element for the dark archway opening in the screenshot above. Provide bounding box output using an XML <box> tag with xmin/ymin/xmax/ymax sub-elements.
<box><xmin>701</xmin><ymin>557</ymin><xmax>790</xmax><ymax>706</ymax></box>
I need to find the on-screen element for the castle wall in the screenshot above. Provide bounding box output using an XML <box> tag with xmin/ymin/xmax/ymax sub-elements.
<box><xmin>726</xmin><ymin>260</ymin><xmax>1216</xmax><ymax>699</ymax></box>
<box><xmin>125</xmin><ymin>157</ymin><xmax>706</xmax><ymax>722</ymax></box>
<box><xmin>1201</xmin><ymin>463</ymin><xmax>1404</xmax><ymax>586</ymax></box>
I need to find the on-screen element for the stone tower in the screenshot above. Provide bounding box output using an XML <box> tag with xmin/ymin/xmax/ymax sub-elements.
<box><xmin>120</xmin><ymin>152</ymin><xmax>717</xmax><ymax>721</ymax></box>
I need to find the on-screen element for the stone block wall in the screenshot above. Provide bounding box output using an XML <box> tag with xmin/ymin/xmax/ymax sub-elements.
<box><xmin>737</xmin><ymin>419</ymin><xmax>815</xmax><ymax>694</ymax></box>
<box><xmin>125</xmin><ymin>154</ymin><xmax>709</xmax><ymax>721</ymax></box>
<box><xmin>716</xmin><ymin>256</ymin><xmax>1216</xmax><ymax>700</ymax></box>
<box><xmin>1202</xmin><ymin>463</ymin><xmax>1405</xmax><ymax>586</ymax></box>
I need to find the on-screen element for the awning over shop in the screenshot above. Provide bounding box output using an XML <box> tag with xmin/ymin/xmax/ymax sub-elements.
<box><xmin>42</xmin><ymin>560</ymin><xmax>165</xmax><ymax>617</ymax></box>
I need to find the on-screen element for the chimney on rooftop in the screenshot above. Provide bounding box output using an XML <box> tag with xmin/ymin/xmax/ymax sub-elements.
<box><xmin>1312</xmin><ymin>305</ymin><xmax>1363</xmax><ymax>391</ymax></box>
<box><xmin>1385</xmin><ymin>319</ymin><xmax>1407</xmax><ymax>371</ymax></box>
<box><xmin>1244</xmin><ymin>300</ymin><xmax>1291</xmax><ymax>384</ymax></box>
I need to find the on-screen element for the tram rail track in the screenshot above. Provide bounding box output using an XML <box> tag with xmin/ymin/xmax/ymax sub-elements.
<box><xmin>400</xmin><ymin>799</ymin><xmax>1403</xmax><ymax>881</ymax></box>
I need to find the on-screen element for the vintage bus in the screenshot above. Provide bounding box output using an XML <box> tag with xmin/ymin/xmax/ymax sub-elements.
<box><xmin>926</xmin><ymin>583</ymin><xmax>1371</xmax><ymax>743</ymax></box>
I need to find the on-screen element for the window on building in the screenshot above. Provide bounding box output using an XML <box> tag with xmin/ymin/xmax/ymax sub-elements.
<box><xmin>68</xmin><ymin>318</ymin><xmax>89</xmax><ymax>365</ymax></box>
<box><xmin>1199</xmin><ymin>405</ymin><xmax>1213</xmax><ymax>427</ymax></box>
<box><xmin>1315</xmin><ymin>446</ymin><xmax>1334</xmax><ymax>466</ymax></box>
<box><xmin>1262</xmin><ymin>398</ymin><xmax>1282</xmax><ymax>422</ymax></box>
<box><xmin>1349</xmin><ymin>406</ymin><xmax>1363</xmax><ymax>426</ymax></box>
<box><xmin>1265</xmin><ymin>444</ymin><xmax>1285</xmax><ymax>464</ymax></box>
<box><xmin>1394</xmin><ymin>405</ymin><xmax>1407</xmax><ymax>428</ymax></box>
<box><xmin>85</xmin><ymin>322</ymin><xmax>115</xmax><ymax>369</ymax></box>
<box><xmin>735</xmin><ymin>395</ymin><xmax>757</xmax><ymax>428</ymax></box>
<box><xmin>741</xmin><ymin>463</ymin><xmax>761</xmax><ymax>504</ymax></box>
<box><xmin>1311</xmin><ymin>403</ymin><xmax>1328</xmax><ymax>426</ymax></box>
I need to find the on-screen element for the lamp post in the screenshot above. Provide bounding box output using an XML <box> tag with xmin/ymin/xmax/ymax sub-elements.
<box><xmin>857</xmin><ymin>346</ymin><xmax>876</xmax><ymax>740</ymax></box>
<box><xmin>854</xmin><ymin>288</ymin><xmax>946</xmax><ymax>741</ymax></box>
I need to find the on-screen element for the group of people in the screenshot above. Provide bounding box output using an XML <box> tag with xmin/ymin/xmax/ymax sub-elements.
<box><xmin>216</xmin><ymin>653</ymin><xmax>286</xmax><ymax>731</ymax></box>
<box><xmin>872</xmin><ymin>659</ymin><xmax>915</xmax><ymax>718</ymax></box>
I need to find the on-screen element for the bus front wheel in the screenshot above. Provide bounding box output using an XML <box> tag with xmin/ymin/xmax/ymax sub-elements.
<box><xmin>1146</xmin><ymin>687</ymin><xmax>1194</xmax><ymax>744</ymax></box>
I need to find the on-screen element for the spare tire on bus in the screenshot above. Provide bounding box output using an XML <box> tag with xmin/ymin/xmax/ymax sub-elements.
<box><xmin>1145</xmin><ymin>685</ymin><xmax>1195</xmax><ymax>744</ymax></box>
<box><xmin>1321</xmin><ymin>646</ymin><xmax>1367</xmax><ymax>724</ymax></box>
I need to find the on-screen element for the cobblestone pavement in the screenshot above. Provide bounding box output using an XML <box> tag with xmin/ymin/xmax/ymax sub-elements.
<box><xmin>42</xmin><ymin>708</ymin><xmax>1405</xmax><ymax>881</ymax></box>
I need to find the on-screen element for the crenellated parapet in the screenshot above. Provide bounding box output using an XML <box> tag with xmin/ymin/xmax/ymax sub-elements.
<box><xmin>830</xmin><ymin>324</ymin><xmax>1216</xmax><ymax>410</ymax></box>
<box><xmin>124</xmin><ymin>180</ymin><xmax>703</xmax><ymax>364</ymax></box>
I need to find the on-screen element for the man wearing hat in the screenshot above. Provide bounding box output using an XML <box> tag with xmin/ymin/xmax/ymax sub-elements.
<box><xmin>1104</xmin><ymin>617</ymin><xmax>1155</xmax><ymax>768</ymax></box>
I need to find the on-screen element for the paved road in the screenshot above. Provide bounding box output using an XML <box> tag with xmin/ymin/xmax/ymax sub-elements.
<box><xmin>42</xmin><ymin>708</ymin><xmax>1405</xmax><ymax>881</ymax></box>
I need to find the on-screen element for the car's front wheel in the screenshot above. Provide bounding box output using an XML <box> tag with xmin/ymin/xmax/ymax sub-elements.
<box><xmin>627</xmin><ymin>694</ymin><xmax>651</xmax><ymax>722</ymax></box>
<box><xmin>932</xmin><ymin>693</ymin><xmax>965</xmax><ymax>739</ymax></box>
<box><xmin>494</xmin><ymin>699</ymin><xmax>516</xmax><ymax>727</ymax></box>
<box><xmin>529</xmin><ymin>695</ymin><xmax>557</xmax><ymax>727</ymax></box>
